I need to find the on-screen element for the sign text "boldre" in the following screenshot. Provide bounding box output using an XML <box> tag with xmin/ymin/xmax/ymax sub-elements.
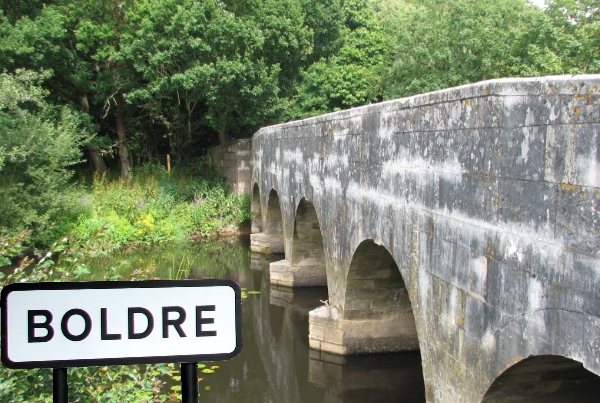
<box><xmin>28</xmin><ymin>305</ymin><xmax>217</xmax><ymax>343</ymax></box>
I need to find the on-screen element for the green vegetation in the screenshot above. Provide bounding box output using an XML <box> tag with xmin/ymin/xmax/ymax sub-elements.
<box><xmin>0</xmin><ymin>0</ymin><xmax>598</xmax><ymax>246</ymax></box>
<box><xmin>0</xmin><ymin>230</ymin><xmax>171</xmax><ymax>402</ymax></box>
<box><xmin>0</xmin><ymin>70</ymin><xmax>88</xmax><ymax>245</ymax></box>
<box><xmin>70</xmin><ymin>164</ymin><xmax>250</xmax><ymax>252</ymax></box>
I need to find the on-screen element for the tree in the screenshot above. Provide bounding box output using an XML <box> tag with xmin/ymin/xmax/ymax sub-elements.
<box><xmin>284</xmin><ymin>0</ymin><xmax>385</xmax><ymax>120</ymax></box>
<box><xmin>0</xmin><ymin>70</ymin><xmax>86</xmax><ymax>243</ymax></box>
<box><xmin>378</xmin><ymin>0</ymin><xmax>565</xmax><ymax>99</ymax></box>
<box><xmin>122</xmin><ymin>0</ymin><xmax>315</xmax><ymax>150</ymax></box>
<box><xmin>0</xmin><ymin>1</ymin><xmax>139</xmax><ymax>178</ymax></box>
<box><xmin>545</xmin><ymin>0</ymin><xmax>600</xmax><ymax>73</ymax></box>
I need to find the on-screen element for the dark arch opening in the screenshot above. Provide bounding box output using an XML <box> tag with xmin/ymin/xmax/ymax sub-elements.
<box><xmin>292</xmin><ymin>198</ymin><xmax>325</xmax><ymax>268</ymax></box>
<box><xmin>343</xmin><ymin>240</ymin><xmax>419</xmax><ymax>352</ymax></box>
<box><xmin>266</xmin><ymin>189</ymin><xmax>283</xmax><ymax>237</ymax></box>
<box><xmin>251</xmin><ymin>183</ymin><xmax>263</xmax><ymax>233</ymax></box>
<box><xmin>483</xmin><ymin>355</ymin><xmax>600</xmax><ymax>402</ymax></box>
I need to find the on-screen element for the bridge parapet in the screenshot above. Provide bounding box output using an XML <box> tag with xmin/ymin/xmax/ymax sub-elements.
<box><xmin>251</xmin><ymin>75</ymin><xmax>600</xmax><ymax>402</ymax></box>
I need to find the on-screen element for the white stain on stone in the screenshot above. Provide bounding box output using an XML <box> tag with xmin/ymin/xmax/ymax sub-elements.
<box><xmin>527</xmin><ymin>277</ymin><xmax>546</xmax><ymax>312</ymax></box>
<box><xmin>521</xmin><ymin>127</ymin><xmax>530</xmax><ymax>162</ymax></box>
<box><xmin>577</xmin><ymin>154</ymin><xmax>600</xmax><ymax>188</ymax></box>
<box><xmin>469</xmin><ymin>255</ymin><xmax>488</xmax><ymax>302</ymax></box>
<box><xmin>525</xmin><ymin>107</ymin><xmax>535</xmax><ymax>126</ymax></box>
<box><xmin>505</xmin><ymin>239</ymin><xmax>524</xmax><ymax>263</ymax></box>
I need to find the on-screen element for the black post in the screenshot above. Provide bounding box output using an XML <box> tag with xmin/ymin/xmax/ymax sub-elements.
<box><xmin>181</xmin><ymin>362</ymin><xmax>198</xmax><ymax>403</ymax></box>
<box><xmin>53</xmin><ymin>368</ymin><xmax>68</xmax><ymax>403</ymax></box>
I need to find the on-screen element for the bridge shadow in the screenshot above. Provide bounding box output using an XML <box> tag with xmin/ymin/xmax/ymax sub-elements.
<box><xmin>483</xmin><ymin>355</ymin><xmax>600</xmax><ymax>402</ymax></box>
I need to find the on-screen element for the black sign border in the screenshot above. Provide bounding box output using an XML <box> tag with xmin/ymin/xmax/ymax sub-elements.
<box><xmin>1</xmin><ymin>279</ymin><xmax>243</xmax><ymax>369</ymax></box>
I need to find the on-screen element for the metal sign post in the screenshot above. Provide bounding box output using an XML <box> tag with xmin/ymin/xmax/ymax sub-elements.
<box><xmin>181</xmin><ymin>362</ymin><xmax>199</xmax><ymax>403</ymax></box>
<box><xmin>53</xmin><ymin>368</ymin><xmax>68</xmax><ymax>403</ymax></box>
<box><xmin>1</xmin><ymin>279</ymin><xmax>243</xmax><ymax>402</ymax></box>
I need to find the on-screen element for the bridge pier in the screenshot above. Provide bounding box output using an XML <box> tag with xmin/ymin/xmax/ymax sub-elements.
<box><xmin>308</xmin><ymin>302</ymin><xmax>419</xmax><ymax>355</ymax></box>
<box><xmin>270</xmin><ymin>259</ymin><xmax>327</xmax><ymax>287</ymax></box>
<box><xmin>250</xmin><ymin>188</ymin><xmax>285</xmax><ymax>255</ymax></box>
<box><xmin>250</xmin><ymin>232</ymin><xmax>284</xmax><ymax>255</ymax></box>
<box><xmin>268</xmin><ymin>198</ymin><xmax>327</xmax><ymax>287</ymax></box>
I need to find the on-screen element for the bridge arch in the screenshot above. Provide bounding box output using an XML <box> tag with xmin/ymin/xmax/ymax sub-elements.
<box><xmin>342</xmin><ymin>240</ymin><xmax>419</xmax><ymax>353</ymax></box>
<box><xmin>269</xmin><ymin>197</ymin><xmax>328</xmax><ymax>287</ymax></box>
<box><xmin>251</xmin><ymin>183</ymin><xmax>262</xmax><ymax>234</ymax></box>
<box><xmin>249</xmin><ymin>188</ymin><xmax>284</xmax><ymax>255</ymax></box>
<box><xmin>266</xmin><ymin>189</ymin><xmax>283</xmax><ymax>238</ymax></box>
<box><xmin>309</xmin><ymin>239</ymin><xmax>420</xmax><ymax>355</ymax></box>
<box><xmin>482</xmin><ymin>355</ymin><xmax>600</xmax><ymax>402</ymax></box>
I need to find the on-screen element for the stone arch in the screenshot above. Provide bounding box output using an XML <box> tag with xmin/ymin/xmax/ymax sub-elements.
<box><xmin>341</xmin><ymin>239</ymin><xmax>419</xmax><ymax>352</ymax></box>
<box><xmin>251</xmin><ymin>183</ymin><xmax>263</xmax><ymax>234</ymax></box>
<box><xmin>291</xmin><ymin>198</ymin><xmax>324</xmax><ymax>266</ymax></box>
<box><xmin>266</xmin><ymin>189</ymin><xmax>283</xmax><ymax>238</ymax></box>
<box><xmin>250</xmin><ymin>188</ymin><xmax>284</xmax><ymax>255</ymax></box>
<box><xmin>309</xmin><ymin>239</ymin><xmax>419</xmax><ymax>355</ymax></box>
<box><xmin>269</xmin><ymin>198</ymin><xmax>327</xmax><ymax>287</ymax></box>
<box><xmin>482</xmin><ymin>355</ymin><xmax>600</xmax><ymax>402</ymax></box>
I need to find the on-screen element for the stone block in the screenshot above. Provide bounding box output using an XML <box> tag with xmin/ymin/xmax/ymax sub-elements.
<box><xmin>544</xmin><ymin>124</ymin><xmax>600</xmax><ymax>187</ymax></box>
<box><xmin>559</xmin><ymin>93</ymin><xmax>600</xmax><ymax>125</ymax></box>
<box><xmin>497</xmin><ymin>179</ymin><xmax>557</xmax><ymax>239</ymax></box>
<box><xmin>503</xmin><ymin>95</ymin><xmax>561</xmax><ymax>128</ymax></box>
<box><xmin>437</xmin><ymin>168</ymin><xmax>498</xmax><ymax>224</ymax></box>
<box><xmin>583</xmin><ymin>313</ymin><xmax>600</xmax><ymax>375</ymax></box>
<box><xmin>347</xmin><ymin>269</ymin><xmax>392</xmax><ymax>280</ymax></box>
<box><xmin>324</xmin><ymin>327</ymin><xmax>345</xmax><ymax>345</ymax></box>
<box><xmin>556</xmin><ymin>252</ymin><xmax>600</xmax><ymax>300</ymax></box>
<box><xmin>492</xmin><ymin>126</ymin><xmax>546</xmax><ymax>181</ymax></box>
<box><xmin>309</xmin><ymin>339</ymin><xmax>321</xmax><ymax>350</ymax></box>
<box><xmin>555</xmin><ymin>185</ymin><xmax>600</xmax><ymax>254</ymax></box>
<box><xmin>319</xmin><ymin>341</ymin><xmax>347</xmax><ymax>355</ymax></box>
<box><xmin>309</xmin><ymin>322</ymin><xmax>325</xmax><ymax>341</ymax></box>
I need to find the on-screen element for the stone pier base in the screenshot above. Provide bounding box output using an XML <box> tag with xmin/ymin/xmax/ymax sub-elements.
<box><xmin>308</xmin><ymin>306</ymin><xmax>419</xmax><ymax>355</ymax></box>
<box><xmin>269</xmin><ymin>259</ymin><xmax>327</xmax><ymax>287</ymax></box>
<box><xmin>250</xmin><ymin>232</ymin><xmax>284</xmax><ymax>255</ymax></box>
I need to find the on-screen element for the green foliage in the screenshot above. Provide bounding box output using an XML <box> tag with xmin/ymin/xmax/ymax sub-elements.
<box><xmin>545</xmin><ymin>0</ymin><xmax>600</xmax><ymax>73</ymax></box>
<box><xmin>0</xmin><ymin>70</ymin><xmax>87</xmax><ymax>246</ymax></box>
<box><xmin>284</xmin><ymin>0</ymin><xmax>385</xmax><ymax>120</ymax></box>
<box><xmin>71</xmin><ymin>163</ymin><xmax>250</xmax><ymax>251</ymax></box>
<box><xmin>377</xmin><ymin>0</ymin><xmax>564</xmax><ymax>99</ymax></box>
<box><xmin>120</xmin><ymin>0</ymin><xmax>315</xmax><ymax>149</ymax></box>
<box><xmin>0</xmin><ymin>230</ymin><xmax>169</xmax><ymax>403</ymax></box>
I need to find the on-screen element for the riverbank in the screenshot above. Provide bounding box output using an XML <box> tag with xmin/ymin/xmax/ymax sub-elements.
<box><xmin>45</xmin><ymin>162</ymin><xmax>250</xmax><ymax>252</ymax></box>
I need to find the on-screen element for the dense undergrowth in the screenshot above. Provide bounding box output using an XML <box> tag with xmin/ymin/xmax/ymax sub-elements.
<box><xmin>35</xmin><ymin>161</ymin><xmax>251</xmax><ymax>252</ymax></box>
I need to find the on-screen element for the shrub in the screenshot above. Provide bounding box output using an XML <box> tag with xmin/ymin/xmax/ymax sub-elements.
<box><xmin>0</xmin><ymin>70</ymin><xmax>87</xmax><ymax>246</ymax></box>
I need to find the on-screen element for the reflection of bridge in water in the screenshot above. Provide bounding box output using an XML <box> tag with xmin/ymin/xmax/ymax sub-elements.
<box><xmin>248</xmin><ymin>254</ymin><xmax>426</xmax><ymax>403</ymax></box>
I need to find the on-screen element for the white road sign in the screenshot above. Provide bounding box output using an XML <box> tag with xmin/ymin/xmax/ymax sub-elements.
<box><xmin>1</xmin><ymin>279</ymin><xmax>242</xmax><ymax>369</ymax></box>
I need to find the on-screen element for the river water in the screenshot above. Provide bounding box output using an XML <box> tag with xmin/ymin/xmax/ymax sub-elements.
<box><xmin>88</xmin><ymin>237</ymin><xmax>425</xmax><ymax>403</ymax></box>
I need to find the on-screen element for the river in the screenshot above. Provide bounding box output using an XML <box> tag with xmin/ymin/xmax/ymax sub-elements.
<box><xmin>88</xmin><ymin>236</ymin><xmax>426</xmax><ymax>403</ymax></box>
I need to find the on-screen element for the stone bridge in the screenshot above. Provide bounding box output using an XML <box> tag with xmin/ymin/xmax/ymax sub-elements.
<box><xmin>246</xmin><ymin>75</ymin><xmax>600</xmax><ymax>402</ymax></box>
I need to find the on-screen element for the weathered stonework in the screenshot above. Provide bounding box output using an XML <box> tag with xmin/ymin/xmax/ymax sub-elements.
<box><xmin>251</xmin><ymin>75</ymin><xmax>600</xmax><ymax>402</ymax></box>
<box><xmin>250</xmin><ymin>188</ymin><xmax>285</xmax><ymax>254</ymax></box>
<box><xmin>208</xmin><ymin>139</ymin><xmax>251</xmax><ymax>194</ymax></box>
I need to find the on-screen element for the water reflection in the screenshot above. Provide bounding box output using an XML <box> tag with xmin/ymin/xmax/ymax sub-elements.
<box><xmin>88</xmin><ymin>237</ymin><xmax>425</xmax><ymax>402</ymax></box>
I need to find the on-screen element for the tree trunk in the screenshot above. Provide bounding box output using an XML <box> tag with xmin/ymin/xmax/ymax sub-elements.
<box><xmin>218</xmin><ymin>127</ymin><xmax>227</xmax><ymax>145</ymax></box>
<box><xmin>89</xmin><ymin>145</ymin><xmax>108</xmax><ymax>174</ymax></box>
<box><xmin>80</xmin><ymin>94</ymin><xmax>108</xmax><ymax>174</ymax></box>
<box><xmin>115</xmin><ymin>91</ymin><xmax>131</xmax><ymax>179</ymax></box>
